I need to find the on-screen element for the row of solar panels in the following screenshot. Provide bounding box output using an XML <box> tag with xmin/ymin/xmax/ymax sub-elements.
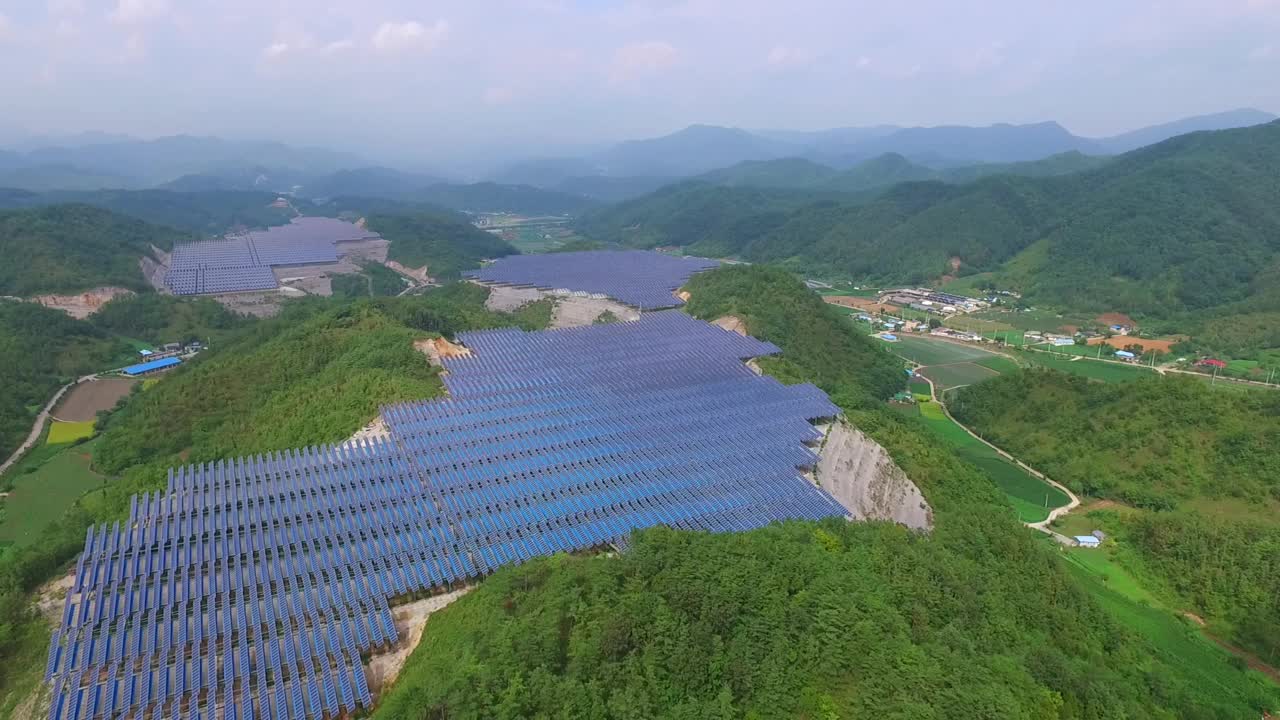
<box><xmin>46</xmin><ymin>312</ymin><xmax>847</xmax><ymax>720</ymax></box>
<box><xmin>465</xmin><ymin>249</ymin><xmax>718</xmax><ymax>308</ymax></box>
<box><xmin>163</xmin><ymin>218</ymin><xmax>368</xmax><ymax>296</ymax></box>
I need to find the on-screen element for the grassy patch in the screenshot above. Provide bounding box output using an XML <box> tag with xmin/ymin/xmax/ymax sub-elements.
<box><xmin>0</xmin><ymin>439</ymin><xmax>104</xmax><ymax>548</ymax></box>
<box><xmin>1060</xmin><ymin>553</ymin><xmax>1277</xmax><ymax>709</ymax></box>
<box><xmin>1020</xmin><ymin>352</ymin><xmax>1156</xmax><ymax>382</ymax></box>
<box><xmin>918</xmin><ymin>362</ymin><xmax>1000</xmax><ymax>390</ymax></box>
<box><xmin>974</xmin><ymin>355</ymin><xmax>1020</xmax><ymax>374</ymax></box>
<box><xmin>893</xmin><ymin>336</ymin><xmax>997</xmax><ymax>366</ymax></box>
<box><xmin>45</xmin><ymin>420</ymin><xmax>95</xmax><ymax>445</ymax></box>
<box><xmin>916</xmin><ymin>401</ymin><xmax>1070</xmax><ymax>523</ymax></box>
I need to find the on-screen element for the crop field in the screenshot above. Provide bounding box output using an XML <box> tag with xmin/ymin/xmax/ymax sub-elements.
<box><xmin>1022</xmin><ymin>353</ymin><xmax>1156</xmax><ymax>382</ymax></box>
<box><xmin>918</xmin><ymin>362</ymin><xmax>999</xmax><ymax>391</ymax></box>
<box><xmin>46</xmin><ymin>420</ymin><xmax>95</xmax><ymax>445</ymax></box>
<box><xmin>913</xmin><ymin>401</ymin><xmax>1070</xmax><ymax>523</ymax></box>
<box><xmin>53</xmin><ymin>377</ymin><xmax>136</xmax><ymax>421</ymax></box>
<box><xmin>893</xmin><ymin>336</ymin><xmax>997</xmax><ymax>366</ymax></box>
<box><xmin>975</xmin><ymin>356</ymin><xmax>1020</xmax><ymax>374</ymax></box>
<box><xmin>0</xmin><ymin>439</ymin><xmax>103</xmax><ymax>547</ymax></box>
<box><xmin>1060</xmin><ymin>552</ymin><xmax>1274</xmax><ymax>706</ymax></box>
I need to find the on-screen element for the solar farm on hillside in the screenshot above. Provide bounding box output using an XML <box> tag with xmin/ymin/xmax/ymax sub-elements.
<box><xmin>164</xmin><ymin>218</ymin><xmax>379</xmax><ymax>296</ymax></box>
<box><xmin>44</xmin><ymin>311</ymin><xmax>849</xmax><ymax>720</ymax></box>
<box><xmin>464</xmin><ymin>250</ymin><xmax>719</xmax><ymax>308</ymax></box>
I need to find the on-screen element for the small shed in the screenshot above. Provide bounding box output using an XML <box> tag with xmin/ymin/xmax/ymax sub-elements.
<box><xmin>1074</xmin><ymin>535</ymin><xmax>1101</xmax><ymax>548</ymax></box>
<box><xmin>1115</xmin><ymin>350</ymin><xmax>1136</xmax><ymax>360</ymax></box>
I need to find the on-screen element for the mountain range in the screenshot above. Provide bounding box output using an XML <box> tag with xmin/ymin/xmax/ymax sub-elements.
<box><xmin>494</xmin><ymin>109</ymin><xmax>1276</xmax><ymax>195</ymax></box>
<box><xmin>577</xmin><ymin>119</ymin><xmax>1280</xmax><ymax>330</ymax></box>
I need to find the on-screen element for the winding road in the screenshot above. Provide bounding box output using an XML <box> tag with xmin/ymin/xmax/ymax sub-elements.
<box><xmin>918</xmin><ymin>373</ymin><xmax>1081</xmax><ymax>542</ymax></box>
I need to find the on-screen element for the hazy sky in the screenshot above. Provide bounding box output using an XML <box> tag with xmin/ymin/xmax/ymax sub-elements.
<box><xmin>1</xmin><ymin>0</ymin><xmax>1278</xmax><ymax>168</ymax></box>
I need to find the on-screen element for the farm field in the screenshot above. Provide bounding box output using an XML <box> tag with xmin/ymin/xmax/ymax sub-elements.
<box><xmin>893</xmin><ymin>336</ymin><xmax>997</xmax><ymax>365</ymax></box>
<box><xmin>1059</xmin><ymin>549</ymin><xmax>1277</xmax><ymax>705</ymax></box>
<box><xmin>1020</xmin><ymin>352</ymin><xmax>1156</xmax><ymax>382</ymax></box>
<box><xmin>52</xmin><ymin>377</ymin><xmax>136</xmax><ymax>421</ymax></box>
<box><xmin>917</xmin><ymin>362</ymin><xmax>999</xmax><ymax>391</ymax></box>
<box><xmin>46</xmin><ymin>420</ymin><xmax>95</xmax><ymax>445</ymax></box>
<box><xmin>911</xmin><ymin>401</ymin><xmax>1070</xmax><ymax>523</ymax></box>
<box><xmin>0</xmin><ymin>438</ymin><xmax>104</xmax><ymax>548</ymax></box>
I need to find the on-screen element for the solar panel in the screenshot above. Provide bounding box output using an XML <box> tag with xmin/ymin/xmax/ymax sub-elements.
<box><xmin>163</xmin><ymin>218</ymin><xmax>376</xmax><ymax>296</ymax></box>
<box><xmin>465</xmin><ymin>250</ymin><xmax>718</xmax><ymax>308</ymax></box>
<box><xmin>43</xmin><ymin>312</ymin><xmax>848</xmax><ymax>718</ymax></box>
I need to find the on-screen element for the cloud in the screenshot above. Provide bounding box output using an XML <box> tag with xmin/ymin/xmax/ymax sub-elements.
<box><xmin>610</xmin><ymin>40</ymin><xmax>679</xmax><ymax>83</ymax></box>
<box><xmin>372</xmin><ymin>20</ymin><xmax>449</xmax><ymax>53</ymax></box>
<box><xmin>263</xmin><ymin>42</ymin><xmax>291</xmax><ymax>59</ymax></box>
<box><xmin>110</xmin><ymin>0</ymin><xmax>169</xmax><ymax>25</ymax></box>
<box><xmin>321</xmin><ymin>39</ymin><xmax>355</xmax><ymax>55</ymax></box>
<box><xmin>766</xmin><ymin>45</ymin><xmax>815</xmax><ymax>67</ymax></box>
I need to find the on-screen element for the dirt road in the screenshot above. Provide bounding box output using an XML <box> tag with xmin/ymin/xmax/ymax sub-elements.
<box><xmin>0</xmin><ymin>374</ymin><xmax>95</xmax><ymax>477</ymax></box>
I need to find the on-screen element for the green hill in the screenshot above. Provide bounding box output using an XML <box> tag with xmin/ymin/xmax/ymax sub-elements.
<box><xmin>950</xmin><ymin>370</ymin><xmax>1280</xmax><ymax>661</ymax></box>
<box><xmin>0</xmin><ymin>205</ymin><xmax>191</xmax><ymax>296</ymax></box>
<box><xmin>0</xmin><ymin>188</ymin><xmax>296</xmax><ymax>235</ymax></box>
<box><xmin>580</xmin><ymin>121</ymin><xmax>1280</xmax><ymax>321</ymax></box>
<box><xmin>367</xmin><ymin>212</ymin><xmax>519</xmax><ymax>278</ymax></box>
<box><xmin>373</xmin><ymin>269</ymin><xmax>1279</xmax><ymax>719</ymax></box>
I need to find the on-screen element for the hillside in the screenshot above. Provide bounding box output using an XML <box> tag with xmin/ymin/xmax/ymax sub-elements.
<box><xmin>581</xmin><ymin>121</ymin><xmax>1280</xmax><ymax>321</ymax></box>
<box><xmin>950</xmin><ymin>370</ymin><xmax>1280</xmax><ymax>659</ymax></box>
<box><xmin>367</xmin><ymin>212</ymin><xmax>518</xmax><ymax>278</ymax></box>
<box><xmin>302</xmin><ymin>170</ymin><xmax>596</xmax><ymax>215</ymax></box>
<box><xmin>373</xmin><ymin>269</ymin><xmax>1278</xmax><ymax>718</ymax></box>
<box><xmin>0</xmin><ymin>302</ymin><xmax>128</xmax><ymax>462</ymax></box>
<box><xmin>0</xmin><ymin>188</ymin><xmax>297</xmax><ymax>235</ymax></box>
<box><xmin>0</xmin><ymin>204</ymin><xmax>190</xmax><ymax>296</ymax></box>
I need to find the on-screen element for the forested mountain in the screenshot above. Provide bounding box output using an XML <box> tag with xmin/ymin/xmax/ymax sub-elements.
<box><xmin>0</xmin><ymin>205</ymin><xmax>189</xmax><ymax>296</ymax></box>
<box><xmin>299</xmin><ymin>169</ymin><xmax>596</xmax><ymax>215</ymax></box>
<box><xmin>951</xmin><ymin>370</ymin><xmax>1280</xmax><ymax>660</ymax></box>
<box><xmin>580</xmin><ymin>120</ymin><xmax>1280</xmax><ymax>322</ymax></box>
<box><xmin>492</xmin><ymin>110</ymin><xmax>1273</xmax><ymax>191</ymax></box>
<box><xmin>0</xmin><ymin>188</ymin><xmax>296</xmax><ymax>235</ymax></box>
<box><xmin>0</xmin><ymin>135</ymin><xmax>364</xmax><ymax>188</ymax></box>
<box><xmin>696</xmin><ymin>151</ymin><xmax>1112</xmax><ymax>193</ymax></box>
<box><xmin>1094</xmin><ymin>108</ymin><xmax>1276</xmax><ymax>154</ymax></box>
<box><xmin>366</xmin><ymin>212</ymin><xmax>518</xmax><ymax>278</ymax></box>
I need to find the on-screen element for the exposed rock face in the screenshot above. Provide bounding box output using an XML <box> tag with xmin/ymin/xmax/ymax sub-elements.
<box><xmin>815</xmin><ymin>422</ymin><xmax>933</xmax><ymax>531</ymax></box>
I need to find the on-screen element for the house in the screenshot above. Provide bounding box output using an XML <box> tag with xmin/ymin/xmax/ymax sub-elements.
<box><xmin>1115</xmin><ymin>350</ymin><xmax>1136</xmax><ymax>361</ymax></box>
<box><xmin>1091</xmin><ymin>530</ymin><xmax>1106</xmax><ymax>541</ymax></box>
<box><xmin>1197</xmin><ymin>358</ymin><xmax>1227</xmax><ymax>369</ymax></box>
<box><xmin>1074</xmin><ymin>535</ymin><xmax>1101</xmax><ymax>548</ymax></box>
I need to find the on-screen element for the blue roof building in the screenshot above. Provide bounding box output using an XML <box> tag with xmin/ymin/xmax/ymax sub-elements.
<box><xmin>121</xmin><ymin>356</ymin><xmax>181</xmax><ymax>376</ymax></box>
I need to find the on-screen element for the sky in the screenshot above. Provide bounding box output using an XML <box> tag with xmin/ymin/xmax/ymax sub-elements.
<box><xmin>1</xmin><ymin>0</ymin><xmax>1278</xmax><ymax>170</ymax></box>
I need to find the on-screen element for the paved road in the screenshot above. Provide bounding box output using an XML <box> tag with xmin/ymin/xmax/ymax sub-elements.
<box><xmin>0</xmin><ymin>374</ymin><xmax>97</xmax><ymax>477</ymax></box>
<box><xmin>918</xmin><ymin>373</ymin><xmax>1082</xmax><ymax>544</ymax></box>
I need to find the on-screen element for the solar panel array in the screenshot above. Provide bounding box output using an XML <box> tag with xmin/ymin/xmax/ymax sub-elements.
<box><xmin>463</xmin><ymin>250</ymin><xmax>719</xmax><ymax>308</ymax></box>
<box><xmin>164</xmin><ymin>219</ymin><xmax>374</xmax><ymax>296</ymax></box>
<box><xmin>45</xmin><ymin>312</ymin><xmax>847</xmax><ymax>720</ymax></box>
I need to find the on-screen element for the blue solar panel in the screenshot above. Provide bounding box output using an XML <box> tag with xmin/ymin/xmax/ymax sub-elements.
<box><xmin>44</xmin><ymin>312</ymin><xmax>848</xmax><ymax>718</ymax></box>
<box><xmin>164</xmin><ymin>218</ymin><xmax>377</xmax><ymax>296</ymax></box>
<box><xmin>465</xmin><ymin>250</ymin><xmax>718</xmax><ymax>308</ymax></box>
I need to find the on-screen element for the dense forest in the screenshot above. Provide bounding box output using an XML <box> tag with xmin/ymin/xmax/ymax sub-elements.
<box><xmin>579</xmin><ymin>121</ymin><xmax>1280</xmax><ymax>327</ymax></box>
<box><xmin>367</xmin><ymin>212</ymin><xmax>518</xmax><ymax>278</ymax></box>
<box><xmin>697</xmin><ymin>151</ymin><xmax>1111</xmax><ymax>194</ymax></box>
<box><xmin>950</xmin><ymin>371</ymin><xmax>1280</xmax><ymax>658</ymax></box>
<box><xmin>89</xmin><ymin>293</ymin><xmax>251</xmax><ymax>345</ymax></box>
<box><xmin>682</xmin><ymin>265</ymin><xmax>904</xmax><ymax>405</ymax></box>
<box><xmin>0</xmin><ymin>205</ymin><xmax>190</xmax><ymax>295</ymax></box>
<box><xmin>375</xmin><ymin>269</ymin><xmax>1278</xmax><ymax>718</ymax></box>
